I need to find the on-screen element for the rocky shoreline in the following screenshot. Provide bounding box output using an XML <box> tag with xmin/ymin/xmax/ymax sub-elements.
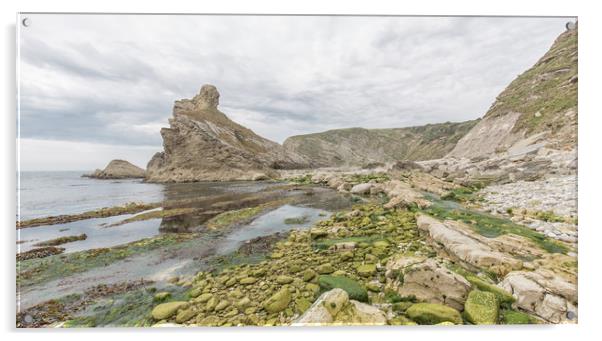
<box><xmin>143</xmin><ymin>171</ymin><xmax>577</xmax><ymax>326</ymax></box>
<box><xmin>17</xmin><ymin>26</ymin><xmax>578</xmax><ymax>328</ymax></box>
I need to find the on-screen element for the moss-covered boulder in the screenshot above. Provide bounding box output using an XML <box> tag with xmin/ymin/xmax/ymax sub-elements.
<box><xmin>465</xmin><ymin>275</ymin><xmax>515</xmax><ymax>304</ymax></box>
<box><xmin>153</xmin><ymin>291</ymin><xmax>171</xmax><ymax>302</ymax></box>
<box><xmin>239</xmin><ymin>277</ymin><xmax>258</xmax><ymax>285</ymax></box>
<box><xmin>263</xmin><ymin>287</ymin><xmax>292</xmax><ymax>313</ymax></box>
<box><xmin>151</xmin><ymin>301</ymin><xmax>188</xmax><ymax>320</ymax></box>
<box><xmin>356</xmin><ymin>264</ymin><xmax>376</xmax><ymax>277</ymax></box>
<box><xmin>276</xmin><ymin>275</ymin><xmax>294</xmax><ymax>284</ymax></box>
<box><xmin>195</xmin><ymin>293</ymin><xmax>213</xmax><ymax>303</ymax></box>
<box><xmin>406</xmin><ymin>303</ymin><xmax>463</xmax><ymax>325</ymax></box>
<box><xmin>316</xmin><ymin>263</ymin><xmax>335</xmax><ymax>274</ymax></box>
<box><xmin>464</xmin><ymin>290</ymin><xmax>499</xmax><ymax>325</ymax></box>
<box><xmin>318</xmin><ymin>275</ymin><xmax>369</xmax><ymax>302</ymax></box>
<box><xmin>501</xmin><ymin>310</ymin><xmax>535</xmax><ymax>324</ymax></box>
<box><xmin>175</xmin><ymin>308</ymin><xmax>196</xmax><ymax>323</ymax></box>
<box><xmin>214</xmin><ymin>300</ymin><xmax>231</xmax><ymax>312</ymax></box>
<box><xmin>303</xmin><ymin>269</ymin><xmax>317</xmax><ymax>282</ymax></box>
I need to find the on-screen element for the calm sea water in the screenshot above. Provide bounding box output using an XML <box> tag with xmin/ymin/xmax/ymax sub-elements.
<box><xmin>16</xmin><ymin>171</ymin><xmax>279</xmax><ymax>220</ymax></box>
<box><xmin>17</xmin><ymin>171</ymin><xmax>165</xmax><ymax>220</ymax></box>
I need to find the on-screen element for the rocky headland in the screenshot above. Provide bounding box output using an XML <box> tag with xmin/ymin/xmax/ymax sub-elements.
<box><xmin>145</xmin><ymin>85</ymin><xmax>310</xmax><ymax>182</ymax></box>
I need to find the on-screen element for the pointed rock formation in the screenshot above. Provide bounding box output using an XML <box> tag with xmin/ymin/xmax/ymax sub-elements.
<box><xmin>146</xmin><ymin>85</ymin><xmax>309</xmax><ymax>182</ymax></box>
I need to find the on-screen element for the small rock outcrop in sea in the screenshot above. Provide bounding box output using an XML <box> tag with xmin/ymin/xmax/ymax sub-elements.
<box><xmin>146</xmin><ymin>85</ymin><xmax>310</xmax><ymax>182</ymax></box>
<box><xmin>83</xmin><ymin>159</ymin><xmax>145</xmax><ymax>179</ymax></box>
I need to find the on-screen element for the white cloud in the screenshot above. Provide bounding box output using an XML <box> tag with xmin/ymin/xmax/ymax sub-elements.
<box><xmin>18</xmin><ymin>14</ymin><xmax>573</xmax><ymax>170</ymax></box>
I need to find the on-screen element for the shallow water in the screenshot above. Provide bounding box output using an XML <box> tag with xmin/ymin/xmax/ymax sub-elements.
<box><xmin>17</xmin><ymin>171</ymin><xmax>281</xmax><ymax>220</ymax></box>
<box><xmin>17</xmin><ymin>180</ymin><xmax>357</xmax><ymax>310</ymax></box>
<box><xmin>17</xmin><ymin>203</ymin><xmax>339</xmax><ymax>310</ymax></box>
<box><xmin>216</xmin><ymin>204</ymin><xmax>330</xmax><ymax>255</ymax></box>
<box><xmin>18</xmin><ymin>171</ymin><xmax>165</xmax><ymax>220</ymax></box>
<box><xmin>17</xmin><ymin>212</ymin><xmax>162</xmax><ymax>253</ymax></box>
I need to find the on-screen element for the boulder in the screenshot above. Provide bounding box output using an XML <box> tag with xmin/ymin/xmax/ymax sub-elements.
<box><xmin>293</xmin><ymin>289</ymin><xmax>386</xmax><ymax>326</ymax></box>
<box><xmin>498</xmin><ymin>270</ymin><xmax>577</xmax><ymax>323</ymax></box>
<box><xmin>263</xmin><ymin>287</ymin><xmax>292</xmax><ymax>313</ymax></box>
<box><xmin>356</xmin><ymin>264</ymin><xmax>377</xmax><ymax>277</ymax></box>
<box><xmin>318</xmin><ymin>275</ymin><xmax>369</xmax><ymax>302</ymax></box>
<box><xmin>151</xmin><ymin>301</ymin><xmax>188</xmax><ymax>320</ymax></box>
<box><xmin>381</xmin><ymin>180</ymin><xmax>431</xmax><ymax>209</ymax></box>
<box><xmin>465</xmin><ymin>275</ymin><xmax>515</xmax><ymax>304</ymax></box>
<box><xmin>388</xmin><ymin>257</ymin><xmax>471</xmax><ymax>310</ymax></box>
<box><xmin>463</xmin><ymin>290</ymin><xmax>499</xmax><ymax>324</ymax></box>
<box><xmin>406</xmin><ymin>303</ymin><xmax>463</xmax><ymax>325</ymax></box>
<box><xmin>350</xmin><ymin>183</ymin><xmax>373</xmax><ymax>195</ymax></box>
<box><xmin>316</xmin><ymin>263</ymin><xmax>335</xmax><ymax>274</ymax></box>
<box><xmin>416</xmin><ymin>215</ymin><xmax>522</xmax><ymax>276</ymax></box>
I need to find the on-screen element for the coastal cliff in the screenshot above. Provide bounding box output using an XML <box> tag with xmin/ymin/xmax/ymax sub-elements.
<box><xmin>283</xmin><ymin>121</ymin><xmax>478</xmax><ymax>167</ymax></box>
<box><xmin>447</xmin><ymin>26</ymin><xmax>577</xmax><ymax>158</ymax></box>
<box><xmin>146</xmin><ymin>85</ymin><xmax>310</xmax><ymax>182</ymax></box>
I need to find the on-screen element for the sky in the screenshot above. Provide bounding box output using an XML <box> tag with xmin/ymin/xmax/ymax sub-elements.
<box><xmin>17</xmin><ymin>14</ymin><xmax>572</xmax><ymax>171</ymax></box>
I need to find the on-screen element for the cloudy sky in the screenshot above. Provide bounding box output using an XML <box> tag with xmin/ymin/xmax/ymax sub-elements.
<box><xmin>18</xmin><ymin>14</ymin><xmax>572</xmax><ymax>171</ymax></box>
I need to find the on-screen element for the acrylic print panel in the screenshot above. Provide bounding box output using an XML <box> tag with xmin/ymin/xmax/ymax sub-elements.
<box><xmin>16</xmin><ymin>13</ymin><xmax>578</xmax><ymax>327</ymax></box>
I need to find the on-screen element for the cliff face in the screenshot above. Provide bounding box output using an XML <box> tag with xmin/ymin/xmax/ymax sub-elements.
<box><xmin>146</xmin><ymin>85</ymin><xmax>309</xmax><ymax>182</ymax></box>
<box><xmin>283</xmin><ymin>120</ymin><xmax>478</xmax><ymax>167</ymax></box>
<box><xmin>447</xmin><ymin>26</ymin><xmax>577</xmax><ymax>158</ymax></box>
<box><xmin>84</xmin><ymin>159</ymin><xmax>145</xmax><ymax>179</ymax></box>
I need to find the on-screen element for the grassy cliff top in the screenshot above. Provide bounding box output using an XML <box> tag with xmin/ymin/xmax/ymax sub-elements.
<box><xmin>485</xmin><ymin>27</ymin><xmax>577</xmax><ymax>138</ymax></box>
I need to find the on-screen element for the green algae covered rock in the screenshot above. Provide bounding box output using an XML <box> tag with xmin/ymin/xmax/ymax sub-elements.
<box><xmin>276</xmin><ymin>275</ymin><xmax>294</xmax><ymax>284</ymax></box>
<box><xmin>356</xmin><ymin>264</ymin><xmax>376</xmax><ymax>277</ymax></box>
<box><xmin>436</xmin><ymin>321</ymin><xmax>456</xmax><ymax>326</ymax></box>
<box><xmin>388</xmin><ymin>315</ymin><xmax>418</xmax><ymax>326</ymax></box>
<box><xmin>214</xmin><ymin>300</ymin><xmax>231</xmax><ymax>312</ymax></box>
<box><xmin>239</xmin><ymin>277</ymin><xmax>258</xmax><ymax>285</ymax></box>
<box><xmin>175</xmin><ymin>308</ymin><xmax>196</xmax><ymax>323</ymax></box>
<box><xmin>464</xmin><ymin>290</ymin><xmax>499</xmax><ymax>324</ymax></box>
<box><xmin>151</xmin><ymin>301</ymin><xmax>188</xmax><ymax>320</ymax></box>
<box><xmin>295</xmin><ymin>297</ymin><xmax>312</xmax><ymax>314</ymax></box>
<box><xmin>235</xmin><ymin>297</ymin><xmax>252</xmax><ymax>310</ymax></box>
<box><xmin>303</xmin><ymin>269</ymin><xmax>317</xmax><ymax>282</ymax></box>
<box><xmin>465</xmin><ymin>275</ymin><xmax>515</xmax><ymax>304</ymax></box>
<box><xmin>406</xmin><ymin>303</ymin><xmax>463</xmax><ymax>325</ymax></box>
<box><xmin>372</xmin><ymin>240</ymin><xmax>390</xmax><ymax>249</ymax></box>
<box><xmin>306</xmin><ymin>283</ymin><xmax>320</xmax><ymax>296</ymax></box>
<box><xmin>316</xmin><ymin>263</ymin><xmax>335</xmax><ymax>274</ymax></box>
<box><xmin>501</xmin><ymin>310</ymin><xmax>535</xmax><ymax>324</ymax></box>
<box><xmin>318</xmin><ymin>275</ymin><xmax>368</xmax><ymax>302</ymax></box>
<box><xmin>195</xmin><ymin>293</ymin><xmax>213</xmax><ymax>303</ymax></box>
<box><xmin>153</xmin><ymin>291</ymin><xmax>171</xmax><ymax>302</ymax></box>
<box><xmin>263</xmin><ymin>287</ymin><xmax>292</xmax><ymax>313</ymax></box>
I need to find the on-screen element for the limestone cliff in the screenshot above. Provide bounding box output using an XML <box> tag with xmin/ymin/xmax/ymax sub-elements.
<box><xmin>84</xmin><ymin>159</ymin><xmax>145</xmax><ymax>179</ymax></box>
<box><xmin>283</xmin><ymin>120</ymin><xmax>478</xmax><ymax>167</ymax></box>
<box><xmin>146</xmin><ymin>85</ymin><xmax>309</xmax><ymax>182</ymax></box>
<box><xmin>447</xmin><ymin>26</ymin><xmax>577</xmax><ymax>158</ymax></box>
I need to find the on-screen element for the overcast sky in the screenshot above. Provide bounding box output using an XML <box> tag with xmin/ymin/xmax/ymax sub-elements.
<box><xmin>18</xmin><ymin>14</ymin><xmax>572</xmax><ymax>170</ymax></box>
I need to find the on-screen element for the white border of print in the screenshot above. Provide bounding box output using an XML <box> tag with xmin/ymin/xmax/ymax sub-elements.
<box><xmin>2</xmin><ymin>0</ymin><xmax>600</xmax><ymax>341</ymax></box>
